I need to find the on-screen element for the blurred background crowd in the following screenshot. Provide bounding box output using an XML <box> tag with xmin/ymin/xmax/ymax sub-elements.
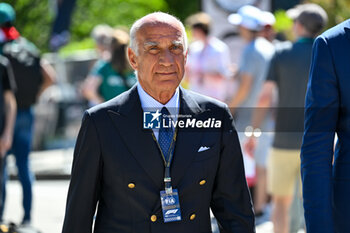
<box><xmin>0</xmin><ymin>0</ymin><xmax>349</xmax><ymax>232</ymax></box>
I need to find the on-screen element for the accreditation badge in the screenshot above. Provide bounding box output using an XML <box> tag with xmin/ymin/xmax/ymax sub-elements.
<box><xmin>160</xmin><ymin>189</ymin><xmax>182</xmax><ymax>223</ymax></box>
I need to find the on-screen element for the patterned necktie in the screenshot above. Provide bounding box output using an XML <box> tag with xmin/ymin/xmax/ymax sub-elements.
<box><xmin>158</xmin><ymin>107</ymin><xmax>174</xmax><ymax>161</ymax></box>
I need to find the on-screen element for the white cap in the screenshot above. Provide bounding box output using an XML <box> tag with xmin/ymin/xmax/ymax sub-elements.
<box><xmin>228</xmin><ymin>5</ymin><xmax>263</xmax><ymax>31</ymax></box>
<box><xmin>259</xmin><ymin>11</ymin><xmax>276</xmax><ymax>26</ymax></box>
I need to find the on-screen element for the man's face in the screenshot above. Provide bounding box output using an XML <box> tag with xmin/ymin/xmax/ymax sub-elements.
<box><xmin>238</xmin><ymin>25</ymin><xmax>253</xmax><ymax>41</ymax></box>
<box><xmin>128</xmin><ymin>21</ymin><xmax>187</xmax><ymax>100</ymax></box>
<box><xmin>191</xmin><ymin>27</ymin><xmax>206</xmax><ymax>41</ymax></box>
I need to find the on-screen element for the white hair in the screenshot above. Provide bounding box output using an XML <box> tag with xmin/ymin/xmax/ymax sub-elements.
<box><xmin>129</xmin><ymin>12</ymin><xmax>188</xmax><ymax>55</ymax></box>
<box><xmin>91</xmin><ymin>24</ymin><xmax>113</xmax><ymax>47</ymax></box>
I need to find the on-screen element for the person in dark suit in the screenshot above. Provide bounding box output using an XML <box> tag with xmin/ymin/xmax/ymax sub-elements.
<box><xmin>301</xmin><ymin>19</ymin><xmax>350</xmax><ymax>233</ymax></box>
<box><xmin>62</xmin><ymin>12</ymin><xmax>255</xmax><ymax>233</ymax></box>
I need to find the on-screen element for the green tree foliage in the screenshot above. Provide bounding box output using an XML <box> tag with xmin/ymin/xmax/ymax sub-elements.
<box><xmin>70</xmin><ymin>0</ymin><xmax>168</xmax><ymax>41</ymax></box>
<box><xmin>4</xmin><ymin>0</ymin><xmax>200</xmax><ymax>53</ymax></box>
<box><xmin>308</xmin><ymin>0</ymin><xmax>350</xmax><ymax>27</ymax></box>
<box><xmin>274</xmin><ymin>10</ymin><xmax>293</xmax><ymax>33</ymax></box>
<box><xmin>273</xmin><ymin>0</ymin><xmax>350</xmax><ymax>41</ymax></box>
<box><xmin>163</xmin><ymin>0</ymin><xmax>200</xmax><ymax>21</ymax></box>
<box><xmin>1</xmin><ymin>0</ymin><xmax>53</xmax><ymax>52</ymax></box>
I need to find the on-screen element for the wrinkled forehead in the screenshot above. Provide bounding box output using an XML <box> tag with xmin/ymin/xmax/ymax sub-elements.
<box><xmin>137</xmin><ymin>21</ymin><xmax>185</xmax><ymax>44</ymax></box>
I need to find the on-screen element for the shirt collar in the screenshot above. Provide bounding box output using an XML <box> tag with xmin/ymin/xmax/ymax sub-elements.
<box><xmin>137</xmin><ymin>83</ymin><xmax>179</xmax><ymax>120</ymax></box>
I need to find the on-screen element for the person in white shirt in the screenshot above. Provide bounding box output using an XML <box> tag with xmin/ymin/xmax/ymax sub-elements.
<box><xmin>185</xmin><ymin>12</ymin><xmax>232</xmax><ymax>102</ymax></box>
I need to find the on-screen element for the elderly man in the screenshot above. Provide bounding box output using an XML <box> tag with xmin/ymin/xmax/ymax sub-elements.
<box><xmin>62</xmin><ymin>12</ymin><xmax>255</xmax><ymax>233</ymax></box>
<box><xmin>185</xmin><ymin>12</ymin><xmax>232</xmax><ymax>102</ymax></box>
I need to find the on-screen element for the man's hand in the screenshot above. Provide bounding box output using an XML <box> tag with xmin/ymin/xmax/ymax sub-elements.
<box><xmin>244</xmin><ymin>137</ymin><xmax>257</xmax><ymax>158</ymax></box>
<box><xmin>0</xmin><ymin>132</ymin><xmax>12</xmax><ymax>157</ymax></box>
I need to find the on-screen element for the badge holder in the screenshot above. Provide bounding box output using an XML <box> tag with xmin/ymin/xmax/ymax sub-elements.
<box><xmin>153</xmin><ymin>128</ymin><xmax>182</xmax><ymax>223</ymax></box>
<box><xmin>160</xmin><ymin>177</ymin><xmax>182</xmax><ymax>223</ymax></box>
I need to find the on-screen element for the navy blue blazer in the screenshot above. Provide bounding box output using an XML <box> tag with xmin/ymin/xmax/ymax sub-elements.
<box><xmin>62</xmin><ymin>85</ymin><xmax>255</xmax><ymax>233</ymax></box>
<box><xmin>301</xmin><ymin>19</ymin><xmax>350</xmax><ymax>233</ymax></box>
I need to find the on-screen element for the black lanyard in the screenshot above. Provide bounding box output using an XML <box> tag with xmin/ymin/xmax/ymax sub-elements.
<box><xmin>152</xmin><ymin>127</ymin><xmax>178</xmax><ymax>194</ymax></box>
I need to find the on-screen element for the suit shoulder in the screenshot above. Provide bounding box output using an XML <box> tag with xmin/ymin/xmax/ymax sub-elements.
<box><xmin>321</xmin><ymin>19</ymin><xmax>350</xmax><ymax>42</ymax></box>
<box><xmin>184</xmin><ymin>89</ymin><xmax>228</xmax><ymax>110</ymax></box>
<box><xmin>86</xmin><ymin>86</ymin><xmax>135</xmax><ymax>116</ymax></box>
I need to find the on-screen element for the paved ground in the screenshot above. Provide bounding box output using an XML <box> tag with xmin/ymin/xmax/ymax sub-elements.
<box><xmin>3</xmin><ymin>180</ymin><xmax>69</xmax><ymax>233</ymax></box>
<box><xmin>7</xmin><ymin>149</ymin><xmax>74</xmax><ymax>180</ymax></box>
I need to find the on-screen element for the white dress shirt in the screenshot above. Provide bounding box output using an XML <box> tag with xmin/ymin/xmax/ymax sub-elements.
<box><xmin>186</xmin><ymin>37</ymin><xmax>232</xmax><ymax>102</ymax></box>
<box><xmin>137</xmin><ymin>83</ymin><xmax>179</xmax><ymax>139</ymax></box>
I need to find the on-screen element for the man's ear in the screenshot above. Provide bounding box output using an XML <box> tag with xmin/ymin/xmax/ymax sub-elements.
<box><xmin>128</xmin><ymin>47</ymin><xmax>138</xmax><ymax>70</ymax></box>
<box><xmin>184</xmin><ymin>49</ymin><xmax>188</xmax><ymax>65</ymax></box>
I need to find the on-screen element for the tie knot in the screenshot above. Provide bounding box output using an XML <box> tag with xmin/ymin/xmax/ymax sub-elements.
<box><xmin>161</xmin><ymin>107</ymin><xmax>172</xmax><ymax>127</ymax></box>
<box><xmin>161</xmin><ymin>107</ymin><xmax>170</xmax><ymax>116</ymax></box>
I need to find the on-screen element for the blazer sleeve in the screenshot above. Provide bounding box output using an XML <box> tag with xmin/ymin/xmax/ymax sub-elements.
<box><xmin>62</xmin><ymin>111</ymin><xmax>103</xmax><ymax>233</ymax></box>
<box><xmin>210</xmin><ymin>106</ymin><xmax>255</xmax><ymax>233</ymax></box>
<box><xmin>301</xmin><ymin>36</ymin><xmax>339</xmax><ymax>233</ymax></box>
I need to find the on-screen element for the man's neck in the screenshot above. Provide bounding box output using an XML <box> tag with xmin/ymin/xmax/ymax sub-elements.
<box><xmin>138</xmin><ymin>83</ymin><xmax>176</xmax><ymax>105</ymax></box>
<box><xmin>154</xmin><ymin>91</ymin><xmax>175</xmax><ymax>105</ymax></box>
<box><xmin>295</xmin><ymin>29</ymin><xmax>313</xmax><ymax>40</ymax></box>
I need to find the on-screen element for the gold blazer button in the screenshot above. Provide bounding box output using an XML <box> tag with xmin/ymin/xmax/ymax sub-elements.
<box><xmin>199</xmin><ymin>180</ymin><xmax>206</xmax><ymax>186</ymax></box>
<box><xmin>150</xmin><ymin>215</ymin><xmax>157</xmax><ymax>222</ymax></box>
<box><xmin>128</xmin><ymin>183</ymin><xmax>135</xmax><ymax>189</ymax></box>
<box><xmin>190</xmin><ymin>214</ymin><xmax>196</xmax><ymax>220</ymax></box>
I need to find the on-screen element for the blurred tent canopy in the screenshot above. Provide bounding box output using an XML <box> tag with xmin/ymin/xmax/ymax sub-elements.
<box><xmin>3</xmin><ymin>0</ymin><xmax>200</xmax><ymax>53</ymax></box>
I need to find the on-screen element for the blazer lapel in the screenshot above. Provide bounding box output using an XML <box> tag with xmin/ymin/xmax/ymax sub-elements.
<box><xmin>171</xmin><ymin>88</ymin><xmax>205</xmax><ymax>188</ymax></box>
<box><xmin>107</xmin><ymin>86</ymin><xmax>164</xmax><ymax>189</ymax></box>
<box><xmin>151</xmin><ymin>88</ymin><xmax>206</xmax><ymax>214</ymax></box>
